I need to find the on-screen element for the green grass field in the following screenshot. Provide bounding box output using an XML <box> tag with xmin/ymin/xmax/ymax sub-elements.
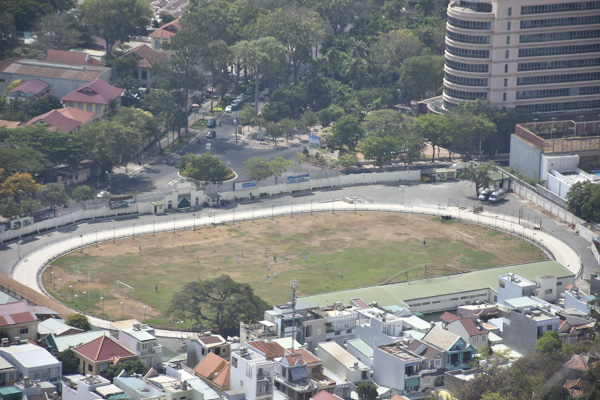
<box><xmin>45</xmin><ymin>212</ymin><xmax>545</xmax><ymax>327</ymax></box>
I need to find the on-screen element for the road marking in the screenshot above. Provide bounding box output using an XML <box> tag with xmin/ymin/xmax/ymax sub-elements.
<box><xmin>166</xmin><ymin>179</ymin><xmax>179</xmax><ymax>187</ymax></box>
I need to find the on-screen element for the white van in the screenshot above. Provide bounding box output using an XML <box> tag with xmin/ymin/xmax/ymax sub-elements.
<box><xmin>489</xmin><ymin>189</ymin><xmax>506</xmax><ymax>204</ymax></box>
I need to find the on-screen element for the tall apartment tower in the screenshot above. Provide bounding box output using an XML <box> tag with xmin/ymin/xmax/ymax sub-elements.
<box><xmin>443</xmin><ymin>0</ymin><xmax>600</xmax><ymax>114</ymax></box>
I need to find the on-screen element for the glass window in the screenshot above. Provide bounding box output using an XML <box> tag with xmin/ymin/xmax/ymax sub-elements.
<box><xmin>155</xmin><ymin>40</ymin><xmax>160</xmax><ymax>49</ymax></box>
<box><xmin>520</xmin><ymin>30</ymin><xmax>600</xmax><ymax>43</ymax></box>
<box><xmin>460</xmin><ymin>1</ymin><xmax>492</xmax><ymax>12</ymax></box>
<box><xmin>446</xmin><ymin>45</ymin><xmax>490</xmax><ymax>58</ymax></box>
<box><xmin>507</xmin><ymin>21</ymin><xmax>511</xmax><ymax>30</ymax></box>
<box><xmin>506</xmin><ymin>36</ymin><xmax>510</xmax><ymax>44</ymax></box>
<box><xmin>516</xmin><ymin>86</ymin><xmax>600</xmax><ymax>99</ymax></box>
<box><xmin>518</xmin><ymin>58</ymin><xmax>600</xmax><ymax>71</ymax></box>
<box><xmin>86</xmin><ymin>103</ymin><xmax>92</xmax><ymax>112</ymax></box>
<box><xmin>505</xmin><ymin>50</ymin><xmax>510</xmax><ymax>59</ymax></box>
<box><xmin>508</xmin><ymin>7</ymin><xmax>512</xmax><ymax>16</ymax></box>
<box><xmin>445</xmin><ymin>72</ymin><xmax>488</xmax><ymax>87</ymax></box>
<box><xmin>445</xmin><ymin>59</ymin><xmax>489</xmax><ymax>73</ymax></box>
<box><xmin>516</xmin><ymin>99</ymin><xmax>600</xmax><ymax>112</ymax></box>
<box><xmin>521</xmin><ymin>2</ymin><xmax>600</xmax><ymax>15</ymax></box>
<box><xmin>447</xmin><ymin>31</ymin><xmax>490</xmax><ymax>44</ymax></box>
<box><xmin>504</xmin><ymin>78</ymin><xmax>508</xmax><ymax>87</ymax></box>
<box><xmin>142</xmin><ymin>70</ymin><xmax>148</xmax><ymax>80</ymax></box>
<box><xmin>519</xmin><ymin>43</ymin><xmax>600</xmax><ymax>57</ymax></box>
<box><xmin>520</xmin><ymin>15</ymin><xmax>600</xmax><ymax>29</ymax></box>
<box><xmin>444</xmin><ymin>88</ymin><xmax>487</xmax><ymax>100</ymax></box>
<box><xmin>505</xmin><ymin>64</ymin><xmax>508</xmax><ymax>73</ymax></box>
<box><xmin>517</xmin><ymin>72</ymin><xmax>600</xmax><ymax>85</ymax></box>
<box><xmin>503</xmin><ymin>93</ymin><xmax>507</xmax><ymax>101</ymax></box>
<box><xmin>448</xmin><ymin>17</ymin><xmax>491</xmax><ymax>30</ymax></box>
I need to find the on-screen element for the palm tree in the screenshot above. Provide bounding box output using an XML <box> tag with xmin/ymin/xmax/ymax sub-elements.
<box><xmin>103</xmin><ymin>98</ymin><xmax>119</xmax><ymax>120</ymax></box>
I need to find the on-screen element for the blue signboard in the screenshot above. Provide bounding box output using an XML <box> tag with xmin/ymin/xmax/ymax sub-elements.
<box><xmin>286</xmin><ymin>174</ymin><xmax>310</xmax><ymax>184</ymax></box>
<box><xmin>235</xmin><ymin>180</ymin><xmax>258</xmax><ymax>190</ymax></box>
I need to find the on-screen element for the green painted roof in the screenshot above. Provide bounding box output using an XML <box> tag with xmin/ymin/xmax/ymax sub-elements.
<box><xmin>301</xmin><ymin>260</ymin><xmax>572</xmax><ymax>307</ymax></box>
<box><xmin>347</xmin><ymin>339</ymin><xmax>373</xmax><ymax>358</ymax></box>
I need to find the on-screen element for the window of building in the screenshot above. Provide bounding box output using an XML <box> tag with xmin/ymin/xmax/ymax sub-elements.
<box><xmin>499</xmin><ymin>281</ymin><xmax>505</xmax><ymax>288</ymax></box>
<box><xmin>505</xmin><ymin>50</ymin><xmax>510</xmax><ymax>59</ymax></box>
<box><xmin>460</xmin><ymin>1</ymin><xmax>492</xmax><ymax>12</ymax></box>
<box><xmin>374</xmin><ymin>338</ymin><xmax>379</xmax><ymax>347</ymax></box>
<box><xmin>518</xmin><ymin>58</ymin><xmax>600</xmax><ymax>71</ymax></box>
<box><xmin>507</xmin><ymin>21</ymin><xmax>511</xmax><ymax>30</ymax></box>
<box><xmin>515</xmin><ymin>99</ymin><xmax>600</xmax><ymax>112</ymax></box>
<box><xmin>520</xmin><ymin>29</ymin><xmax>600</xmax><ymax>43</ymax></box>
<box><xmin>504</xmin><ymin>78</ymin><xmax>508</xmax><ymax>87</ymax></box>
<box><xmin>448</xmin><ymin>17</ymin><xmax>491</xmax><ymax>30</ymax></box>
<box><xmin>447</xmin><ymin>31</ymin><xmax>491</xmax><ymax>44</ymax></box>
<box><xmin>517</xmin><ymin>72</ymin><xmax>600</xmax><ymax>85</ymax></box>
<box><xmin>305</xmin><ymin>325</ymin><xmax>312</xmax><ymax>337</ymax></box>
<box><xmin>445</xmin><ymin>73</ymin><xmax>488</xmax><ymax>87</ymax></box>
<box><xmin>520</xmin><ymin>15</ymin><xmax>600</xmax><ymax>29</ymax></box>
<box><xmin>232</xmin><ymin>357</ymin><xmax>238</xmax><ymax>368</ymax></box>
<box><xmin>519</xmin><ymin>43</ymin><xmax>600</xmax><ymax>57</ymax></box>
<box><xmin>445</xmin><ymin>59</ymin><xmax>489</xmax><ymax>73</ymax></box>
<box><xmin>133</xmin><ymin>69</ymin><xmax>139</xmax><ymax>79</ymax></box>
<box><xmin>142</xmin><ymin>70</ymin><xmax>148</xmax><ymax>80</ymax></box>
<box><xmin>503</xmin><ymin>93</ymin><xmax>507</xmax><ymax>101</ymax></box>
<box><xmin>88</xmin><ymin>364</ymin><xmax>93</xmax><ymax>372</ymax></box>
<box><xmin>508</xmin><ymin>6</ymin><xmax>512</xmax><ymax>16</ymax></box>
<box><xmin>155</xmin><ymin>40</ymin><xmax>161</xmax><ymax>49</ymax></box>
<box><xmin>317</xmin><ymin>328</ymin><xmax>322</xmax><ymax>335</ymax></box>
<box><xmin>558</xmin><ymin>281</ymin><xmax>562</xmax><ymax>286</ymax></box>
<box><xmin>19</xmin><ymin>328</ymin><xmax>28</xmax><ymax>334</ymax></box>
<box><xmin>506</xmin><ymin>36</ymin><xmax>511</xmax><ymax>44</ymax></box>
<box><xmin>87</xmin><ymin>103</ymin><xmax>93</xmax><ymax>112</ymax></box>
<box><xmin>505</xmin><ymin>64</ymin><xmax>508</xmax><ymax>73</ymax></box>
<box><xmin>522</xmin><ymin>2</ymin><xmax>600</xmax><ymax>15</ymax></box>
<box><xmin>545</xmin><ymin>289</ymin><xmax>553</xmax><ymax>294</ymax></box>
<box><xmin>96</xmin><ymin>104</ymin><xmax>101</xmax><ymax>114</ymax></box>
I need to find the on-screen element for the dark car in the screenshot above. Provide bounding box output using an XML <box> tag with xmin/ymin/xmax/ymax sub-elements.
<box><xmin>207</xmin><ymin>119</ymin><xmax>217</xmax><ymax>128</ymax></box>
<box><xmin>207</xmin><ymin>131</ymin><xmax>216</xmax><ymax>139</ymax></box>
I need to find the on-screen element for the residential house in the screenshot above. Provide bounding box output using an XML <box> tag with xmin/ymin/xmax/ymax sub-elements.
<box><xmin>113</xmin><ymin>376</ymin><xmax>165</xmax><ymax>400</ymax></box>
<box><xmin>345</xmin><ymin>339</ymin><xmax>373</xmax><ymax>368</ymax></box>
<box><xmin>187</xmin><ymin>334</ymin><xmax>230</xmax><ymax>368</ymax></box>
<box><xmin>497</xmin><ymin>273</ymin><xmax>537</xmax><ymax>307</ymax></box>
<box><xmin>456</xmin><ymin>304</ymin><xmax>499</xmax><ymax>320</ymax></box>
<box><xmin>563</xmin><ymin>285</ymin><xmax>596</xmax><ymax>315</ymax></box>
<box><xmin>355</xmin><ymin>307</ymin><xmax>409</xmax><ymax>348</ymax></box>
<box><xmin>311</xmin><ymin>391</ymin><xmax>344</xmax><ymax>400</ymax></box>
<box><xmin>61</xmin><ymin>78</ymin><xmax>124</xmax><ymax>117</ymax></box>
<box><xmin>0</xmin><ymin>355</ymin><xmax>17</xmax><ymax>387</ymax></box>
<box><xmin>0</xmin><ymin>343</ymin><xmax>61</xmax><ymax>384</ymax></box>
<box><xmin>0</xmin><ymin>120</ymin><xmax>21</xmax><ymax>129</ymax></box>
<box><xmin>405</xmin><ymin>339</ymin><xmax>445</xmax><ymax>390</ymax></box>
<box><xmin>239</xmin><ymin>320</ymin><xmax>279</xmax><ymax>344</ymax></box>
<box><xmin>0</xmin><ymin>301</ymin><xmax>38</xmax><ymax>341</ymax></box>
<box><xmin>62</xmin><ymin>374</ymin><xmax>124</xmax><ymax>400</ymax></box>
<box><xmin>0</xmin><ymin>58</ymin><xmax>114</xmax><ymax>98</ymax></box>
<box><xmin>229</xmin><ymin>346</ymin><xmax>275</xmax><ymax>400</ymax></box>
<box><xmin>372</xmin><ymin>343</ymin><xmax>424</xmax><ymax>394</ymax></box>
<box><xmin>25</xmin><ymin>107</ymin><xmax>96</xmax><ymax>133</ymax></box>
<box><xmin>71</xmin><ymin>335</ymin><xmax>137</xmax><ymax>375</ymax></box>
<box><xmin>193</xmin><ymin>352</ymin><xmax>230</xmax><ymax>392</ymax></box>
<box><xmin>273</xmin><ymin>349</ymin><xmax>319</xmax><ymax>400</ymax></box>
<box><xmin>263</xmin><ymin>301</ymin><xmax>327</xmax><ymax>352</ymax></box>
<box><xmin>422</xmin><ymin>326</ymin><xmax>475</xmax><ymax>371</ymax></box>
<box><xmin>120</xmin><ymin>44</ymin><xmax>166</xmax><ymax>88</ymax></box>
<box><xmin>563</xmin><ymin>354</ymin><xmax>589</xmax><ymax>380</ymax></box>
<box><xmin>564</xmin><ymin>378</ymin><xmax>593</xmax><ymax>399</ymax></box>
<box><xmin>117</xmin><ymin>324</ymin><xmax>162</xmax><ymax>368</ymax></box>
<box><xmin>150</xmin><ymin>19</ymin><xmax>180</xmax><ymax>52</ymax></box>
<box><xmin>6</xmin><ymin>79</ymin><xmax>50</xmax><ymax>103</ymax></box>
<box><xmin>314</xmin><ymin>305</ymin><xmax>356</xmax><ymax>347</ymax></box>
<box><xmin>440</xmin><ymin>312</ymin><xmax>489</xmax><ymax>349</ymax></box>
<box><xmin>37</xmin><ymin>318</ymin><xmax>84</xmax><ymax>340</ymax></box>
<box><xmin>43</xmin><ymin>330</ymin><xmax>107</xmax><ymax>354</ymax></box>
<box><xmin>503</xmin><ymin>307</ymin><xmax>560</xmax><ymax>355</ymax></box>
<box><xmin>41</xmin><ymin>50</ymin><xmax>104</xmax><ymax>67</ymax></box>
<box><xmin>315</xmin><ymin>342</ymin><xmax>369</xmax><ymax>384</ymax></box>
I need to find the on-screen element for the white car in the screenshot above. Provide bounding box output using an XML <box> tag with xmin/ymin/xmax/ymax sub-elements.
<box><xmin>225</xmin><ymin>105</ymin><xmax>233</xmax><ymax>113</ymax></box>
<box><xmin>97</xmin><ymin>191</ymin><xmax>110</xmax><ymax>199</ymax></box>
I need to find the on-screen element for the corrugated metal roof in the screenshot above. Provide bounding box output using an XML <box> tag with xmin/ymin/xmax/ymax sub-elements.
<box><xmin>1</xmin><ymin>59</ymin><xmax>108</xmax><ymax>82</ymax></box>
<box><xmin>0</xmin><ymin>343</ymin><xmax>60</xmax><ymax>369</ymax></box>
<box><xmin>423</xmin><ymin>326</ymin><xmax>460</xmax><ymax>351</ymax></box>
<box><xmin>346</xmin><ymin>339</ymin><xmax>373</xmax><ymax>358</ymax></box>
<box><xmin>0</xmin><ymin>301</ymin><xmax>37</xmax><ymax>327</ymax></box>
<box><xmin>301</xmin><ymin>261</ymin><xmax>572</xmax><ymax>308</ymax></box>
<box><xmin>318</xmin><ymin>342</ymin><xmax>365</xmax><ymax>369</ymax></box>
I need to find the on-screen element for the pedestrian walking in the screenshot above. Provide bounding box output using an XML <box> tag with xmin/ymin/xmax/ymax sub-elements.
<box><xmin>268</xmin><ymin>264</ymin><xmax>271</xmax><ymax>270</ymax></box>
<box><xmin>339</xmin><ymin>270</ymin><xmax>343</xmax><ymax>278</ymax></box>
<box><xmin>236</xmin><ymin>256</ymin><xmax>240</xmax><ymax>263</ymax></box>
<box><xmin>274</xmin><ymin>271</ymin><xmax>277</xmax><ymax>278</ymax></box>
<box><xmin>197</xmin><ymin>256</ymin><xmax>200</xmax><ymax>263</ymax></box>
<box><xmin>423</xmin><ymin>240</ymin><xmax>426</xmax><ymax>246</ymax></box>
<box><xmin>274</xmin><ymin>255</ymin><xmax>277</xmax><ymax>262</ymax></box>
<box><xmin>217</xmin><ymin>261</ymin><xmax>221</xmax><ymax>269</ymax></box>
<box><xmin>212</xmin><ymin>244</ymin><xmax>216</xmax><ymax>252</ymax></box>
<box><xmin>268</xmin><ymin>277</ymin><xmax>272</xmax><ymax>284</ymax></box>
<box><xmin>155</xmin><ymin>284</ymin><xmax>159</xmax><ymax>292</ymax></box>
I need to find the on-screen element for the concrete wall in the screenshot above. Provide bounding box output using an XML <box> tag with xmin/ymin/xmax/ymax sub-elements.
<box><xmin>540</xmin><ymin>154</ymin><xmax>579</xmax><ymax>182</ymax></box>
<box><xmin>546</xmin><ymin>172</ymin><xmax>572</xmax><ymax>199</ymax></box>
<box><xmin>403</xmin><ymin>289</ymin><xmax>494</xmax><ymax>314</ymax></box>
<box><xmin>509</xmin><ymin>135</ymin><xmax>542</xmax><ymax>180</ymax></box>
<box><xmin>372</xmin><ymin>347</ymin><xmax>406</xmax><ymax>391</ymax></box>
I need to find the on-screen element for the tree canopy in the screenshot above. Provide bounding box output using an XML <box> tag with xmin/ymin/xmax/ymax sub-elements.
<box><xmin>460</xmin><ymin>164</ymin><xmax>494</xmax><ymax>197</ymax></box>
<box><xmin>566</xmin><ymin>181</ymin><xmax>600</xmax><ymax>223</ymax></box>
<box><xmin>178</xmin><ymin>153</ymin><xmax>231</xmax><ymax>185</ymax></box>
<box><xmin>169</xmin><ymin>275</ymin><xmax>269</xmax><ymax>337</ymax></box>
<box><xmin>65</xmin><ymin>313</ymin><xmax>92</xmax><ymax>331</ymax></box>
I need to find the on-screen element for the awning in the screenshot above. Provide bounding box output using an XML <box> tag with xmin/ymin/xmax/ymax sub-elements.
<box><xmin>207</xmin><ymin>193</ymin><xmax>221</xmax><ymax>199</ymax></box>
<box><xmin>260</xmin><ymin>320</ymin><xmax>277</xmax><ymax>327</ymax></box>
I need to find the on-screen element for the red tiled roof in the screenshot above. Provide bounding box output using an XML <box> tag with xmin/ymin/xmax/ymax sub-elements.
<box><xmin>212</xmin><ymin>363</ymin><xmax>230</xmax><ymax>388</ymax></box>
<box><xmin>42</xmin><ymin>49</ymin><xmax>104</xmax><ymax>66</ymax></box>
<box><xmin>564</xmin><ymin>378</ymin><xmax>593</xmax><ymax>398</ymax></box>
<box><xmin>62</xmin><ymin>78</ymin><xmax>124</xmax><ymax>105</ymax></box>
<box><xmin>440</xmin><ymin>312</ymin><xmax>460</xmax><ymax>324</ymax></box>
<box><xmin>8</xmin><ymin>79</ymin><xmax>50</xmax><ymax>95</ymax></box>
<box><xmin>198</xmin><ymin>335</ymin><xmax>224</xmax><ymax>345</ymax></box>
<box><xmin>458</xmin><ymin>318</ymin><xmax>488</xmax><ymax>336</ymax></box>
<box><xmin>564</xmin><ymin>355</ymin><xmax>589</xmax><ymax>371</ymax></box>
<box><xmin>283</xmin><ymin>349</ymin><xmax>320</xmax><ymax>365</ymax></box>
<box><xmin>312</xmin><ymin>391</ymin><xmax>344</xmax><ymax>400</ymax></box>
<box><xmin>0</xmin><ymin>301</ymin><xmax>37</xmax><ymax>327</ymax></box>
<box><xmin>194</xmin><ymin>353</ymin><xmax>230</xmax><ymax>389</ymax></box>
<box><xmin>121</xmin><ymin>44</ymin><xmax>166</xmax><ymax>68</ymax></box>
<box><xmin>406</xmin><ymin>339</ymin><xmax>443</xmax><ymax>361</ymax></box>
<box><xmin>150</xmin><ymin>19</ymin><xmax>180</xmax><ymax>39</ymax></box>
<box><xmin>390</xmin><ymin>395</ymin><xmax>410</xmax><ymax>400</ymax></box>
<box><xmin>350</xmin><ymin>298</ymin><xmax>369</xmax><ymax>309</ymax></box>
<box><xmin>248</xmin><ymin>341</ymin><xmax>286</xmax><ymax>360</ymax></box>
<box><xmin>26</xmin><ymin>107</ymin><xmax>95</xmax><ymax>133</ymax></box>
<box><xmin>0</xmin><ymin>120</ymin><xmax>21</xmax><ymax>129</ymax></box>
<box><xmin>72</xmin><ymin>335</ymin><xmax>136</xmax><ymax>362</ymax></box>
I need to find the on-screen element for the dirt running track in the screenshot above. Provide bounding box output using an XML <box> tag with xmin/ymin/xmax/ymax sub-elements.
<box><xmin>0</xmin><ymin>273</ymin><xmax>73</xmax><ymax>318</ymax></box>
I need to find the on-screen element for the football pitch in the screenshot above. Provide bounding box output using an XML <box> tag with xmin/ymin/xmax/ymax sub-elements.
<box><xmin>45</xmin><ymin>212</ymin><xmax>545</xmax><ymax>327</ymax></box>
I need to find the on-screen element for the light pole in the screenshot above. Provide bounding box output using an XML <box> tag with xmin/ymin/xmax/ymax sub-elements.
<box><xmin>95</xmin><ymin>230</ymin><xmax>98</xmax><ymax>247</ymax></box>
<box><xmin>144</xmin><ymin>305</ymin><xmax>148</xmax><ymax>323</ymax></box>
<box><xmin>399</xmin><ymin>188</ymin><xmax>406</xmax><ymax>205</ymax></box>
<box><xmin>173</xmin><ymin>217</ymin><xmax>176</xmax><ymax>233</ymax></box>
<box><xmin>101</xmin><ymin>296</ymin><xmax>104</xmax><ymax>314</ymax></box>
<box><xmin>290</xmin><ymin>201</ymin><xmax>293</xmax><ymax>217</ymax></box>
<box><xmin>234</xmin><ymin>115</ymin><xmax>238</xmax><ymax>143</ymax></box>
<box><xmin>83</xmin><ymin>291</ymin><xmax>87</xmax><ymax>307</ymax></box>
<box><xmin>79</xmin><ymin>235</ymin><xmax>83</xmax><ymax>252</ymax></box>
<box><xmin>51</xmin><ymin>271</ymin><xmax>55</xmax><ymax>289</ymax></box>
<box><xmin>152</xmin><ymin>220</ymin><xmax>156</xmax><ymax>236</ymax></box>
<box><xmin>106</xmin><ymin>171</ymin><xmax>111</xmax><ymax>190</ymax></box>
<box><xmin>112</xmin><ymin>226</ymin><xmax>116</xmax><ymax>243</ymax></box>
<box><xmin>69</xmin><ymin>285</ymin><xmax>73</xmax><ymax>301</ymax></box>
<box><xmin>120</xmin><ymin>301</ymin><xmax>124</xmax><ymax>318</ymax></box>
<box><xmin>193</xmin><ymin>214</ymin><xmax>196</xmax><ymax>231</ymax></box>
<box><xmin>132</xmin><ymin>223</ymin><xmax>135</xmax><ymax>239</ymax></box>
<box><xmin>59</xmin><ymin>278</ymin><xmax>62</xmax><ymax>296</ymax></box>
<box><xmin>17</xmin><ymin>240</ymin><xmax>23</xmax><ymax>260</ymax></box>
<box><xmin>252</xmin><ymin>207</ymin><xmax>255</xmax><ymax>222</ymax></box>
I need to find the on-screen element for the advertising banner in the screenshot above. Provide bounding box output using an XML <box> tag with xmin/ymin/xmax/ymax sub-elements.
<box><xmin>286</xmin><ymin>174</ymin><xmax>310</xmax><ymax>184</ymax></box>
<box><xmin>234</xmin><ymin>180</ymin><xmax>258</xmax><ymax>190</ymax></box>
<box><xmin>308</xmin><ymin>133</ymin><xmax>321</xmax><ymax>149</ymax></box>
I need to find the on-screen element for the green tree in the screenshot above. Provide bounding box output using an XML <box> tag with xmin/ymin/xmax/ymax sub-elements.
<box><xmin>448</xmin><ymin>113</ymin><xmax>496</xmax><ymax>160</ymax></box>
<box><xmin>460</xmin><ymin>164</ymin><xmax>494</xmax><ymax>197</ymax></box>
<box><xmin>480</xmin><ymin>393</ymin><xmax>508</xmax><ymax>400</ymax></box>
<box><xmin>356</xmin><ymin>382</ymin><xmax>378</xmax><ymax>400</ymax></box>
<box><xmin>56</xmin><ymin>349</ymin><xmax>78</xmax><ymax>374</ymax></box>
<box><xmin>0</xmin><ymin>11</ymin><xmax>18</xmax><ymax>59</ymax></box>
<box><xmin>82</xmin><ymin>0</ymin><xmax>152</xmax><ymax>59</ymax></box>
<box><xmin>33</xmin><ymin>12</ymin><xmax>83</xmax><ymax>55</ymax></box>
<box><xmin>413</xmin><ymin>113</ymin><xmax>454</xmax><ymax>163</ymax></box>
<box><xmin>535</xmin><ymin>330</ymin><xmax>562</xmax><ymax>355</ymax></box>
<box><xmin>316</xmin><ymin>0</ymin><xmax>363</xmax><ymax>35</ymax></box>
<box><xmin>330</xmin><ymin>115</ymin><xmax>364</xmax><ymax>151</ymax></box>
<box><xmin>102</xmin><ymin>359</ymin><xmax>148</xmax><ymax>381</ymax></box>
<box><xmin>0</xmin><ymin>146</ymin><xmax>48</xmax><ymax>175</ymax></box>
<box><xmin>178</xmin><ymin>153</ymin><xmax>231</xmax><ymax>185</ymax></box>
<box><xmin>244</xmin><ymin>157</ymin><xmax>273</xmax><ymax>181</ymax></box>
<box><xmin>371</xmin><ymin>29</ymin><xmax>425</xmax><ymax>80</ymax></box>
<box><xmin>269</xmin><ymin>157</ymin><xmax>294</xmax><ymax>184</ymax></box>
<box><xmin>169</xmin><ymin>275</ymin><xmax>269</xmax><ymax>337</ymax></box>
<box><xmin>80</xmin><ymin>120</ymin><xmax>143</xmax><ymax>172</ymax></box>
<box><xmin>238</xmin><ymin>104</ymin><xmax>258</xmax><ymax>133</ymax></box>
<box><xmin>37</xmin><ymin>183</ymin><xmax>69</xmax><ymax>216</ymax></box>
<box><xmin>65</xmin><ymin>313</ymin><xmax>92</xmax><ymax>331</ymax></box>
<box><xmin>2</xmin><ymin>0</ymin><xmax>75</xmax><ymax>32</ymax></box>
<box><xmin>71</xmin><ymin>185</ymin><xmax>95</xmax><ymax>202</ymax></box>
<box><xmin>398</xmin><ymin>55</ymin><xmax>444</xmax><ymax>101</ymax></box>
<box><xmin>360</xmin><ymin>135</ymin><xmax>399</xmax><ymax>167</ymax></box>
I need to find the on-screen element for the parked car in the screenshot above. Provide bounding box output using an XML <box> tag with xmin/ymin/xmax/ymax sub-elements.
<box><xmin>225</xmin><ymin>105</ymin><xmax>233</xmax><ymax>113</ymax></box>
<box><xmin>478</xmin><ymin>188</ymin><xmax>494</xmax><ymax>201</ymax></box>
<box><xmin>207</xmin><ymin>119</ymin><xmax>217</xmax><ymax>128</ymax></box>
<box><xmin>207</xmin><ymin>130</ymin><xmax>216</xmax><ymax>139</ymax></box>
<box><xmin>489</xmin><ymin>189</ymin><xmax>506</xmax><ymax>204</ymax></box>
<box><xmin>97</xmin><ymin>191</ymin><xmax>110</xmax><ymax>199</ymax></box>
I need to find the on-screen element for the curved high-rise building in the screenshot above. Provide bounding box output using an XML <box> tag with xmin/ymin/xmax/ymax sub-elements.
<box><xmin>443</xmin><ymin>0</ymin><xmax>600</xmax><ymax>114</ymax></box>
